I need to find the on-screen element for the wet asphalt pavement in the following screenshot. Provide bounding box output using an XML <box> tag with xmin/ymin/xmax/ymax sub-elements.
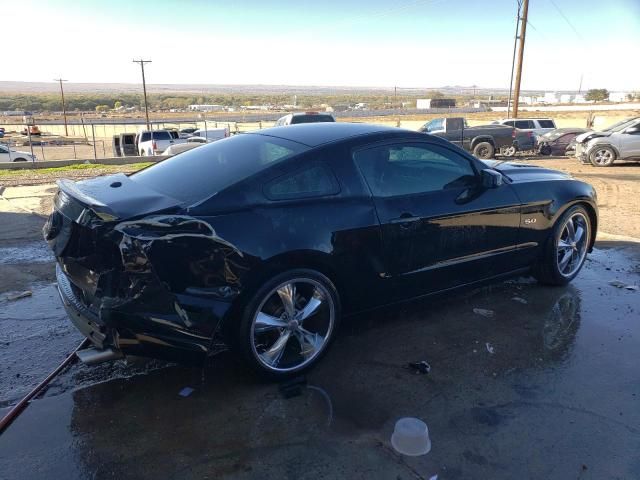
<box><xmin>1</xmin><ymin>242</ymin><xmax>639</xmax><ymax>479</ymax></box>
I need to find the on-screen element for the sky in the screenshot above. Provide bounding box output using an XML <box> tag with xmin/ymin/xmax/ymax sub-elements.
<box><xmin>3</xmin><ymin>0</ymin><xmax>639</xmax><ymax>91</ymax></box>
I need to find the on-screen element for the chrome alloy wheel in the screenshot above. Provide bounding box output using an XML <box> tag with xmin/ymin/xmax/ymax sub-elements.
<box><xmin>503</xmin><ymin>146</ymin><xmax>517</xmax><ymax>156</ymax></box>
<box><xmin>592</xmin><ymin>148</ymin><xmax>613</xmax><ymax>165</ymax></box>
<box><xmin>250</xmin><ymin>278</ymin><xmax>335</xmax><ymax>372</ymax></box>
<box><xmin>556</xmin><ymin>212</ymin><xmax>589</xmax><ymax>278</ymax></box>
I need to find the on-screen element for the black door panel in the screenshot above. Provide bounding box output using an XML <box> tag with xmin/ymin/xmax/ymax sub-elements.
<box><xmin>354</xmin><ymin>141</ymin><xmax>522</xmax><ymax>301</ymax></box>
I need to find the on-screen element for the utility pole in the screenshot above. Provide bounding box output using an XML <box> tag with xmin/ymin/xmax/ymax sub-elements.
<box><xmin>512</xmin><ymin>0</ymin><xmax>529</xmax><ymax>118</ymax></box>
<box><xmin>132</xmin><ymin>59</ymin><xmax>152</xmax><ymax>130</ymax></box>
<box><xmin>53</xmin><ymin>78</ymin><xmax>69</xmax><ymax>136</ymax></box>
<box><xmin>507</xmin><ymin>0</ymin><xmax>522</xmax><ymax>118</ymax></box>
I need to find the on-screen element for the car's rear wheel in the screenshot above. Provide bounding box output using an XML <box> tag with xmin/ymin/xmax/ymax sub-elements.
<box><xmin>473</xmin><ymin>141</ymin><xmax>495</xmax><ymax>159</ymax></box>
<box><xmin>589</xmin><ymin>146</ymin><xmax>616</xmax><ymax>167</ymax></box>
<box><xmin>533</xmin><ymin>205</ymin><xmax>591</xmax><ymax>285</ymax></box>
<box><xmin>236</xmin><ymin>269</ymin><xmax>340</xmax><ymax>379</ymax></box>
<box><xmin>13</xmin><ymin>157</ymin><xmax>27</xmax><ymax>162</ymax></box>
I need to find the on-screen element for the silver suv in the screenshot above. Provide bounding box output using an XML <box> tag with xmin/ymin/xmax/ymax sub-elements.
<box><xmin>575</xmin><ymin>118</ymin><xmax>640</xmax><ymax>167</ymax></box>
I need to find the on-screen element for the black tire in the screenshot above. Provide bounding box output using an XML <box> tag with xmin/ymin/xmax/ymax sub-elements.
<box><xmin>235</xmin><ymin>268</ymin><xmax>341</xmax><ymax>379</ymax></box>
<box><xmin>589</xmin><ymin>146</ymin><xmax>616</xmax><ymax>167</ymax></box>
<box><xmin>13</xmin><ymin>157</ymin><xmax>27</xmax><ymax>162</ymax></box>
<box><xmin>533</xmin><ymin>204</ymin><xmax>592</xmax><ymax>286</ymax></box>
<box><xmin>473</xmin><ymin>141</ymin><xmax>495</xmax><ymax>159</ymax></box>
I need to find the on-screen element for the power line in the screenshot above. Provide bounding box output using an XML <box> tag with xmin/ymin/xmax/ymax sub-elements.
<box><xmin>549</xmin><ymin>0</ymin><xmax>585</xmax><ymax>42</ymax></box>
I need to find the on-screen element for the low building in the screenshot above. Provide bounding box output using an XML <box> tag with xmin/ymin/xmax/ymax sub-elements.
<box><xmin>416</xmin><ymin>98</ymin><xmax>456</xmax><ymax>109</ymax></box>
<box><xmin>189</xmin><ymin>104</ymin><xmax>225</xmax><ymax>112</ymax></box>
<box><xmin>609</xmin><ymin>92</ymin><xmax>630</xmax><ymax>102</ymax></box>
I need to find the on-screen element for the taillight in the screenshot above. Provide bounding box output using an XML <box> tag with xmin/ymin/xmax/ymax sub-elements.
<box><xmin>512</xmin><ymin>129</ymin><xmax>517</xmax><ymax>138</ymax></box>
<box><xmin>152</xmin><ymin>140</ymin><xmax>157</xmax><ymax>150</ymax></box>
<box><xmin>527</xmin><ymin>131</ymin><xmax>533</xmax><ymax>137</ymax></box>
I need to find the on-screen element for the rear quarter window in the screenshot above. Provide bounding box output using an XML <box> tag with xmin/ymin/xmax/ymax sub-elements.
<box><xmin>538</xmin><ymin>120</ymin><xmax>556</xmax><ymax>128</ymax></box>
<box><xmin>153</xmin><ymin>131</ymin><xmax>172</xmax><ymax>140</ymax></box>
<box><xmin>264</xmin><ymin>163</ymin><xmax>339</xmax><ymax>200</ymax></box>
<box><xmin>140</xmin><ymin>132</ymin><xmax>151</xmax><ymax>142</ymax></box>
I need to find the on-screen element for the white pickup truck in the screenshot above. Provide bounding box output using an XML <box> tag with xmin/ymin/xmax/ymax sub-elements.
<box><xmin>136</xmin><ymin>130</ymin><xmax>186</xmax><ymax>156</ymax></box>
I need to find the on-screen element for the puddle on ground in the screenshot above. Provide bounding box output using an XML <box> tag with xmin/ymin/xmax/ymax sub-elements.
<box><xmin>0</xmin><ymin>241</ymin><xmax>55</xmax><ymax>265</ymax></box>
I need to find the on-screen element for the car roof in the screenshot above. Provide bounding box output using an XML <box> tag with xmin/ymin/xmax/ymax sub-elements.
<box><xmin>500</xmin><ymin>118</ymin><xmax>553</xmax><ymax>121</ymax></box>
<box><xmin>249</xmin><ymin>122</ymin><xmax>415</xmax><ymax>147</ymax></box>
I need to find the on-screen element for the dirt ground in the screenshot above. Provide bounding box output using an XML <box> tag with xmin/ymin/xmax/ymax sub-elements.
<box><xmin>519</xmin><ymin>157</ymin><xmax>640</xmax><ymax>239</ymax></box>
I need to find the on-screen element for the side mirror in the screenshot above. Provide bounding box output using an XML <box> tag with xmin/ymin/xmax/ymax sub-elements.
<box><xmin>481</xmin><ymin>169</ymin><xmax>503</xmax><ymax>189</ymax></box>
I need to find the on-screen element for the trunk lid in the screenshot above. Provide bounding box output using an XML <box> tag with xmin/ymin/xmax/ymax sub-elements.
<box><xmin>56</xmin><ymin>173</ymin><xmax>183</xmax><ymax>222</ymax></box>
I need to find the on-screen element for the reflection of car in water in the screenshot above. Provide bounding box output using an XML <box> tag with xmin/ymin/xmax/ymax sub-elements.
<box><xmin>540</xmin><ymin>287</ymin><xmax>581</xmax><ymax>359</ymax></box>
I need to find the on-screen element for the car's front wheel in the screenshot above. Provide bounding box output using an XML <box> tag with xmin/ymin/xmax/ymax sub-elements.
<box><xmin>533</xmin><ymin>205</ymin><xmax>592</xmax><ymax>285</ymax></box>
<box><xmin>589</xmin><ymin>146</ymin><xmax>616</xmax><ymax>167</ymax></box>
<box><xmin>236</xmin><ymin>269</ymin><xmax>340</xmax><ymax>379</ymax></box>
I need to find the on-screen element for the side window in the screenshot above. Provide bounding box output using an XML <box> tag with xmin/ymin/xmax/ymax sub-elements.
<box><xmin>0</xmin><ymin>145</ymin><xmax>7</xmax><ymax>153</ymax></box>
<box><xmin>514</xmin><ymin>120</ymin><xmax>531</xmax><ymax>129</ymax></box>
<box><xmin>264</xmin><ymin>163</ymin><xmax>339</xmax><ymax>200</ymax></box>
<box><xmin>354</xmin><ymin>143</ymin><xmax>477</xmax><ymax>197</ymax></box>
<box><xmin>538</xmin><ymin>120</ymin><xmax>555</xmax><ymax>128</ymax></box>
<box><xmin>504</xmin><ymin>121</ymin><xmax>515</xmax><ymax>127</ymax></box>
<box><xmin>141</xmin><ymin>132</ymin><xmax>151</xmax><ymax>142</ymax></box>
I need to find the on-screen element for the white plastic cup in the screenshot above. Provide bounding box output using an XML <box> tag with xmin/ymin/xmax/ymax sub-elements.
<box><xmin>390</xmin><ymin>417</ymin><xmax>431</xmax><ymax>456</ymax></box>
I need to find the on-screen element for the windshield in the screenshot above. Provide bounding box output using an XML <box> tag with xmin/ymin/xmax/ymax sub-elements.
<box><xmin>131</xmin><ymin>134</ymin><xmax>309</xmax><ymax>204</ymax></box>
<box><xmin>604</xmin><ymin>118</ymin><xmax>638</xmax><ymax>133</ymax></box>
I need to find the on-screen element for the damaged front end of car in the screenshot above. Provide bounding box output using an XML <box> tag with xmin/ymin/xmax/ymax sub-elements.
<box><xmin>44</xmin><ymin>174</ymin><xmax>248</xmax><ymax>365</ymax></box>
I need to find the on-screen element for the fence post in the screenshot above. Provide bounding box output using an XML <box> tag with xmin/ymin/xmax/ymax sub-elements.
<box><xmin>91</xmin><ymin>124</ymin><xmax>97</xmax><ymax>161</ymax></box>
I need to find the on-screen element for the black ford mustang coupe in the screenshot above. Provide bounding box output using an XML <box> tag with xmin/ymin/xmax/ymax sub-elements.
<box><xmin>45</xmin><ymin>123</ymin><xmax>597</xmax><ymax>378</ymax></box>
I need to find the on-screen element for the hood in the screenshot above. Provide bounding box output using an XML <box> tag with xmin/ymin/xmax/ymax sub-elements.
<box><xmin>57</xmin><ymin>173</ymin><xmax>184</xmax><ymax>222</ymax></box>
<box><xmin>575</xmin><ymin>130</ymin><xmax>609</xmax><ymax>144</ymax></box>
<box><xmin>483</xmin><ymin>160</ymin><xmax>571</xmax><ymax>183</ymax></box>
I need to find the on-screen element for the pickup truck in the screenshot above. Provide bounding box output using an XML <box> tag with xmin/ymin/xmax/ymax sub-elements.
<box><xmin>135</xmin><ymin>129</ymin><xmax>186</xmax><ymax>156</ymax></box>
<box><xmin>418</xmin><ymin>117</ymin><xmax>516</xmax><ymax>159</ymax></box>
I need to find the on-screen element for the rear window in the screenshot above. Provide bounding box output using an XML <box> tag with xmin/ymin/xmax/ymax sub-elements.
<box><xmin>131</xmin><ymin>134</ymin><xmax>308</xmax><ymax>204</ymax></box>
<box><xmin>290</xmin><ymin>115</ymin><xmax>335</xmax><ymax>124</ymax></box>
<box><xmin>538</xmin><ymin>120</ymin><xmax>555</xmax><ymax>128</ymax></box>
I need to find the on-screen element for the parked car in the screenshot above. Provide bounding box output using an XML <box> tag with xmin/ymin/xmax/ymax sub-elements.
<box><xmin>0</xmin><ymin>127</ymin><xmax>5</xmax><ymax>138</ymax></box>
<box><xmin>493</xmin><ymin>118</ymin><xmax>557</xmax><ymax>137</ymax></box>
<box><xmin>179</xmin><ymin>127</ymin><xmax>198</xmax><ymax>139</ymax></box>
<box><xmin>537</xmin><ymin>128</ymin><xmax>590</xmax><ymax>156</ymax></box>
<box><xmin>135</xmin><ymin>130</ymin><xmax>185</xmax><ymax>156</ymax></box>
<box><xmin>21</xmin><ymin>125</ymin><xmax>42</xmax><ymax>136</ymax></box>
<box><xmin>191</xmin><ymin>128</ymin><xmax>229</xmax><ymax>143</ymax></box>
<box><xmin>573</xmin><ymin>117</ymin><xmax>640</xmax><ymax>164</ymax></box>
<box><xmin>419</xmin><ymin>117</ymin><xmax>515</xmax><ymax>159</ymax></box>
<box><xmin>0</xmin><ymin>144</ymin><xmax>36</xmax><ymax>162</ymax></box>
<box><xmin>574</xmin><ymin>118</ymin><xmax>640</xmax><ymax>167</ymax></box>
<box><xmin>275</xmin><ymin>112</ymin><xmax>335</xmax><ymax>126</ymax></box>
<box><xmin>503</xmin><ymin>130</ymin><xmax>536</xmax><ymax>156</ymax></box>
<box><xmin>45</xmin><ymin>123</ymin><xmax>597</xmax><ymax>378</ymax></box>
<box><xmin>162</xmin><ymin>142</ymin><xmax>203</xmax><ymax>156</ymax></box>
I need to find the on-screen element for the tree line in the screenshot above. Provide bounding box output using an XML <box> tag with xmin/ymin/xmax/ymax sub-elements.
<box><xmin>0</xmin><ymin>92</ymin><xmax>453</xmax><ymax>112</ymax></box>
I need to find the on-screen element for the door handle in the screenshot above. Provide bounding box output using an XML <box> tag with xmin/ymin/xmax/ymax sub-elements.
<box><xmin>390</xmin><ymin>214</ymin><xmax>421</xmax><ymax>228</ymax></box>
